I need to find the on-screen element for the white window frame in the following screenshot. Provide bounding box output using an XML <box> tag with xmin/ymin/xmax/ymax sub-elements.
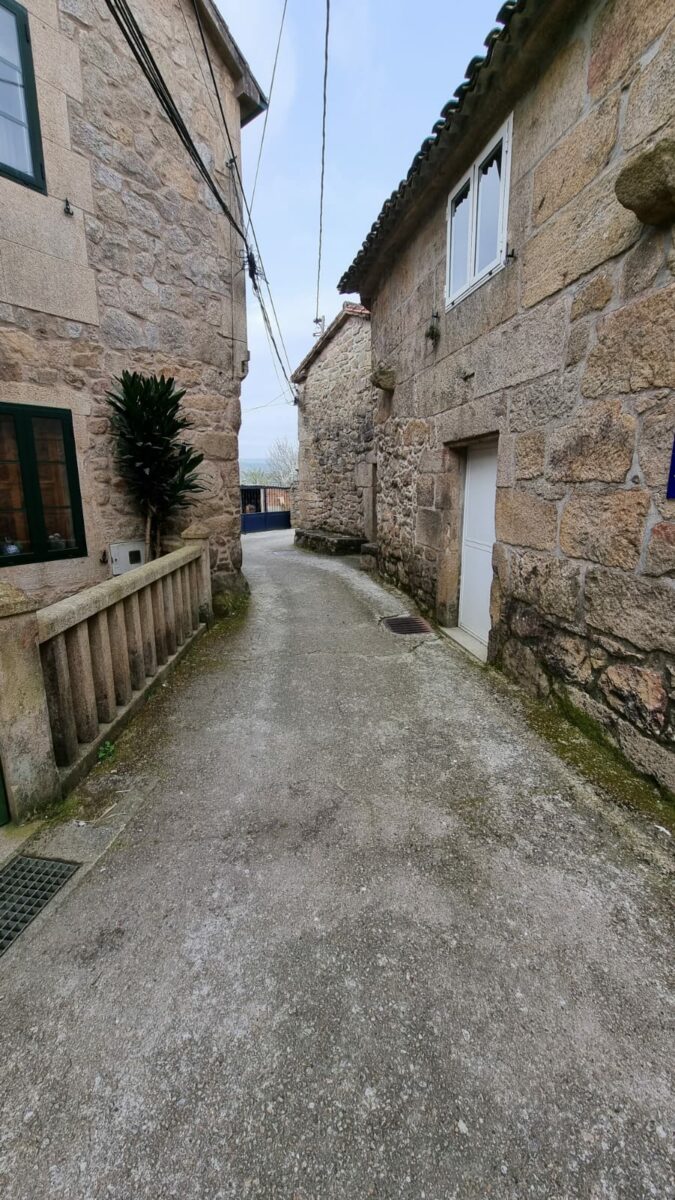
<box><xmin>445</xmin><ymin>114</ymin><xmax>513</xmax><ymax>310</ymax></box>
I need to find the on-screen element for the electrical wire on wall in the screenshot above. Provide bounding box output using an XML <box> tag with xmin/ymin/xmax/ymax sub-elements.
<box><xmin>103</xmin><ymin>0</ymin><xmax>294</xmax><ymax>400</ymax></box>
<box><xmin>189</xmin><ymin>0</ymin><xmax>294</xmax><ymax>391</ymax></box>
<box><xmin>314</xmin><ymin>0</ymin><xmax>331</xmax><ymax>332</ymax></box>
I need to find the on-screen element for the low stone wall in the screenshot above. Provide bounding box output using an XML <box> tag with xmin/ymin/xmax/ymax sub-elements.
<box><xmin>294</xmin><ymin>529</ymin><xmax>365</xmax><ymax>556</ymax></box>
<box><xmin>0</xmin><ymin>530</ymin><xmax>212</xmax><ymax>822</ymax></box>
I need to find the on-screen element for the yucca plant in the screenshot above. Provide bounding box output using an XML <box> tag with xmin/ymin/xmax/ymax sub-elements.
<box><xmin>106</xmin><ymin>371</ymin><xmax>204</xmax><ymax>561</ymax></box>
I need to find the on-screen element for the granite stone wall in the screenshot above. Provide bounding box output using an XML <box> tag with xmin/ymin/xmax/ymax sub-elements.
<box><xmin>0</xmin><ymin>0</ymin><xmax>253</xmax><ymax>605</ymax></box>
<box><xmin>295</xmin><ymin>313</ymin><xmax>377</xmax><ymax>540</ymax></box>
<box><xmin>364</xmin><ymin>0</ymin><xmax>675</xmax><ymax>792</ymax></box>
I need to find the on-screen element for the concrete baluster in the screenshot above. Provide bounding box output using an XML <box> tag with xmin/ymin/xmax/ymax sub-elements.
<box><xmin>188</xmin><ymin>560</ymin><xmax>200</xmax><ymax>629</ymax></box>
<box><xmin>181</xmin><ymin>524</ymin><xmax>213</xmax><ymax>623</ymax></box>
<box><xmin>172</xmin><ymin>570</ymin><xmax>185</xmax><ymax>646</ymax></box>
<box><xmin>107</xmin><ymin>602</ymin><xmax>133</xmax><ymax>706</ymax></box>
<box><xmin>124</xmin><ymin>593</ymin><xmax>145</xmax><ymax>691</ymax></box>
<box><xmin>151</xmin><ymin>580</ymin><xmax>168</xmax><ymax>666</ymax></box>
<box><xmin>41</xmin><ymin>633</ymin><xmax>79</xmax><ymax>767</ymax></box>
<box><xmin>139</xmin><ymin>586</ymin><xmax>157</xmax><ymax>677</ymax></box>
<box><xmin>162</xmin><ymin>575</ymin><xmax>177</xmax><ymax>656</ymax></box>
<box><xmin>88</xmin><ymin>610</ymin><xmax>117</xmax><ymax>724</ymax></box>
<box><xmin>65</xmin><ymin>622</ymin><xmax>99</xmax><ymax>744</ymax></box>
<box><xmin>181</xmin><ymin>565</ymin><xmax>193</xmax><ymax>633</ymax></box>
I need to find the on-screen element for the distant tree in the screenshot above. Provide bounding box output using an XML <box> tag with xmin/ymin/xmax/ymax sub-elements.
<box><xmin>107</xmin><ymin>371</ymin><xmax>204</xmax><ymax>561</ymax></box>
<box><xmin>240</xmin><ymin>465</ymin><xmax>272</xmax><ymax>485</ymax></box>
<box><xmin>265</xmin><ymin>437</ymin><xmax>298</xmax><ymax>486</ymax></box>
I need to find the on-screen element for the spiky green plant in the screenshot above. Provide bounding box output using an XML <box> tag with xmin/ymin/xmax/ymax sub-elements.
<box><xmin>106</xmin><ymin>371</ymin><xmax>204</xmax><ymax>560</ymax></box>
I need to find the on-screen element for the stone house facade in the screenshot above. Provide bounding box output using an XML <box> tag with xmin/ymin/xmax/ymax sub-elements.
<box><xmin>338</xmin><ymin>0</ymin><xmax>675</xmax><ymax>794</ymax></box>
<box><xmin>292</xmin><ymin>304</ymin><xmax>377</xmax><ymax>542</ymax></box>
<box><xmin>0</xmin><ymin>0</ymin><xmax>264</xmax><ymax>608</ymax></box>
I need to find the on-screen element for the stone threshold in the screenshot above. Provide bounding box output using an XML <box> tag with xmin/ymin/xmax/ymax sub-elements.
<box><xmin>439</xmin><ymin>625</ymin><xmax>488</xmax><ymax>663</ymax></box>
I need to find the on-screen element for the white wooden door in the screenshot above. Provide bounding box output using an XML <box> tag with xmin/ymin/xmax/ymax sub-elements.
<box><xmin>458</xmin><ymin>441</ymin><xmax>498</xmax><ymax>646</ymax></box>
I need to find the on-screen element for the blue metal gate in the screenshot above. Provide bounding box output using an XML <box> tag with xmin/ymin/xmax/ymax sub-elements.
<box><xmin>241</xmin><ymin>486</ymin><xmax>292</xmax><ymax>534</ymax></box>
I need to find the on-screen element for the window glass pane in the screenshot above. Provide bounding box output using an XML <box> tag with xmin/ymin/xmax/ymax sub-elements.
<box><xmin>449</xmin><ymin>180</ymin><xmax>471</xmax><ymax>296</ymax></box>
<box><xmin>475</xmin><ymin>141</ymin><xmax>502</xmax><ymax>274</ymax></box>
<box><xmin>0</xmin><ymin>415</ymin><xmax>31</xmax><ymax>556</ymax></box>
<box><xmin>0</xmin><ymin>7</ymin><xmax>33</xmax><ymax>176</ymax></box>
<box><xmin>33</xmin><ymin>417</ymin><xmax>77</xmax><ymax>550</ymax></box>
<box><xmin>38</xmin><ymin>460</ymin><xmax>71</xmax><ymax>508</ymax></box>
<box><xmin>43</xmin><ymin>505</ymin><xmax>75</xmax><ymax>550</ymax></box>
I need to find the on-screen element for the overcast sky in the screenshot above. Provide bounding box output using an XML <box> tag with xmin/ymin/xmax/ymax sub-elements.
<box><xmin>219</xmin><ymin>0</ymin><xmax>500</xmax><ymax>462</ymax></box>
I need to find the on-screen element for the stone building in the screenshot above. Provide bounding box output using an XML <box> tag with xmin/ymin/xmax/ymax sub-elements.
<box><xmin>338</xmin><ymin>0</ymin><xmax>675</xmax><ymax>793</ymax></box>
<box><xmin>0</xmin><ymin>0</ymin><xmax>264</xmax><ymax>608</ymax></box>
<box><xmin>292</xmin><ymin>303</ymin><xmax>377</xmax><ymax>543</ymax></box>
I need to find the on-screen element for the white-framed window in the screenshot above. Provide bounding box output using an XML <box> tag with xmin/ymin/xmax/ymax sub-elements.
<box><xmin>445</xmin><ymin>115</ymin><xmax>512</xmax><ymax>309</ymax></box>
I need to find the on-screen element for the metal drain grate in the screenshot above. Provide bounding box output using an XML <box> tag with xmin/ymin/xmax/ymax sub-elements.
<box><xmin>382</xmin><ymin>615</ymin><xmax>433</xmax><ymax>635</ymax></box>
<box><xmin>0</xmin><ymin>855</ymin><xmax>79</xmax><ymax>957</ymax></box>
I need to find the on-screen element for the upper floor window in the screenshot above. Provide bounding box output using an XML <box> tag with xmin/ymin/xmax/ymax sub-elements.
<box><xmin>0</xmin><ymin>0</ymin><xmax>45</xmax><ymax>191</ymax></box>
<box><xmin>0</xmin><ymin>404</ymin><xmax>87</xmax><ymax>566</ymax></box>
<box><xmin>446</xmin><ymin>115</ymin><xmax>512</xmax><ymax>308</ymax></box>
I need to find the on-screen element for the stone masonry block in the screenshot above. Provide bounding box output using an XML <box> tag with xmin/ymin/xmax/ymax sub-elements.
<box><xmin>496</xmin><ymin>488</ymin><xmax>557</xmax><ymax>552</ymax></box>
<box><xmin>588</xmin><ymin>0</ymin><xmax>673</xmax><ymax>99</ymax></box>
<box><xmin>599</xmin><ymin>663</ymin><xmax>669</xmax><ymax>735</ymax></box>
<box><xmin>513</xmin><ymin>38</ymin><xmax>586</xmax><ymax>180</ymax></box>
<box><xmin>514</xmin><ymin>432</ymin><xmax>545</xmax><ymax>480</ymax></box>
<box><xmin>508</xmin><ymin>549</ymin><xmax>581</xmax><ymax>621</ymax></box>
<box><xmin>508</xmin><ymin>373</ymin><xmax>572</xmax><ymax>432</ymax></box>
<box><xmin>570</xmin><ymin>273</ymin><xmax>613</xmax><ymax>321</ymax></box>
<box><xmin>415</xmin><ymin>507</ymin><xmax>442</xmax><ymax>550</ymax></box>
<box><xmin>645</xmin><ymin>521</ymin><xmax>675</xmax><ymax>575</ymax></box>
<box><xmin>547</xmin><ymin>400</ymin><xmax>636</xmax><ymax>483</ymax></box>
<box><xmin>559</xmin><ymin>489</ymin><xmax>650</xmax><ymax>569</ymax></box>
<box><xmin>582</xmin><ymin>284</ymin><xmax>675</xmax><ymax>397</ymax></box>
<box><xmin>523</xmin><ymin>168</ymin><xmax>640</xmax><ymax>308</ymax></box>
<box><xmin>533</xmin><ymin>94</ymin><xmax>619</xmax><ymax>226</ymax></box>
<box><xmin>615</xmin><ymin>719</ymin><xmax>675</xmax><ymax>794</ymax></box>
<box><xmin>623</xmin><ymin>22</ymin><xmax>675</xmax><ymax>151</ymax></box>
<box><xmin>639</xmin><ymin>393</ymin><xmax>675</xmax><ymax>487</ymax></box>
<box><xmin>584</xmin><ymin>568</ymin><xmax>675</xmax><ymax>654</ymax></box>
<box><xmin>615</xmin><ymin>140</ymin><xmax>675</xmax><ymax>227</ymax></box>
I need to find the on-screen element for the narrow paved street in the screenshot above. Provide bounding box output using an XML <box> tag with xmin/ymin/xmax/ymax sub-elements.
<box><xmin>1</xmin><ymin>531</ymin><xmax>672</xmax><ymax>1199</ymax></box>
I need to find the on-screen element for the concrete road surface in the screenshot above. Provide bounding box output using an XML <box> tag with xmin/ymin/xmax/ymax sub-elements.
<box><xmin>0</xmin><ymin>530</ymin><xmax>672</xmax><ymax>1199</ymax></box>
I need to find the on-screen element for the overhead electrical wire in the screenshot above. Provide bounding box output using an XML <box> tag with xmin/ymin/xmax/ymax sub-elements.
<box><xmin>189</xmin><ymin>0</ymin><xmax>294</xmax><ymax>389</ymax></box>
<box><xmin>247</xmin><ymin>0</ymin><xmax>289</xmax><ymax>226</ymax></box>
<box><xmin>314</xmin><ymin>0</ymin><xmax>331</xmax><ymax>324</ymax></box>
<box><xmin>104</xmin><ymin>0</ymin><xmax>294</xmax><ymax>398</ymax></box>
<box><xmin>103</xmin><ymin>0</ymin><xmax>246</xmax><ymax>242</ymax></box>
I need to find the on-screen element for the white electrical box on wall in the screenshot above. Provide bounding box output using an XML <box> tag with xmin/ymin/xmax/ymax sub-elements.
<box><xmin>110</xmin><ymin>540</ymin><xmax>146</xmax><ymax>576</ymax></box>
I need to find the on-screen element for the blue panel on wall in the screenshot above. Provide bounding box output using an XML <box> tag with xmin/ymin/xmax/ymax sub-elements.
<box><xmin>668</xmin><ymin>436</ymin><xmax>675</xmax><ymax>501</ymax></box>
<box><xmin>241</xmin><ymin>512</ymin><xmax>292</xmax><ymax>534</ymax></box>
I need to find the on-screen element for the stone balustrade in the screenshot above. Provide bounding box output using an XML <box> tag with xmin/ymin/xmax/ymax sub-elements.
<box><xmin>0</xmin><ymin>528</ymin><xmax>212</xmax><ymax>823</ymax></box>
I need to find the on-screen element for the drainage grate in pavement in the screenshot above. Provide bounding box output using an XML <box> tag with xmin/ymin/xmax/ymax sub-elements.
<box><xmin>382</xmin><ymin>615</ymin><xmax>433</xmax><ymax>635</ymax></box>
<box><xmin>0</xmin><ymin>855</ymin><xmax>79</xmax><ymax>957</ymax></box>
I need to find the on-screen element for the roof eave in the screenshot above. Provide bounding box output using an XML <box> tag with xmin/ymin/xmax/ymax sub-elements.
<box><xmin>339</xmin><ymin>0</ymin><xmax>589</xmax><ymax>298</ymax></box>
<box><xmin>197</xmin><ymin>0</ymin><xmax>267</xmax><ymax>126</ymax></box>
<box><xmin>291</xmin><ymin>305</ymin><xmax>370</xmax><ymax>384</ymax></box>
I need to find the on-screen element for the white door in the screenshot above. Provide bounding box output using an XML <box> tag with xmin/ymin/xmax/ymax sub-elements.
<box><xmin>458</xmin><ymin>441</ymin><xmax>498</xmax><ymax>646</ymax></box>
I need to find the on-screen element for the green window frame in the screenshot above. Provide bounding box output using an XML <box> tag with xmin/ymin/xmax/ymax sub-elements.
<box><xmin>0</xmin><ymin>0</ymin><xmax>46</xmax><ymax>192</ymax></box>
<box><xmin>0</xmin><ymin>403</ymin><xmax>87</xmax><ymax>567</ymax></box>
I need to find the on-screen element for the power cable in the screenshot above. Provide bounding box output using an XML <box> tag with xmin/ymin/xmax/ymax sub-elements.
<box><xmin>106</xmin><ymin>0</ymin><xmax>294</xmax><ymax>398</ymax></box>
<box><xmin>189</xmin><ymin>0</ymin><xmax>294</xmax><ymax>388</ymax></box>
<box><xmin>314</xmin><ymin>0</ymin><xmax>330</xmax><ymax>324</ymax></box>
<box><xmin>103</xmin><ymin>0</ymin><xmax>246</xmax><ymax>243</ymax></box>
<box><xmin>247</xmin><ymin>0</ymin><xmax>289</xmax><ymax>226</ymax></box>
